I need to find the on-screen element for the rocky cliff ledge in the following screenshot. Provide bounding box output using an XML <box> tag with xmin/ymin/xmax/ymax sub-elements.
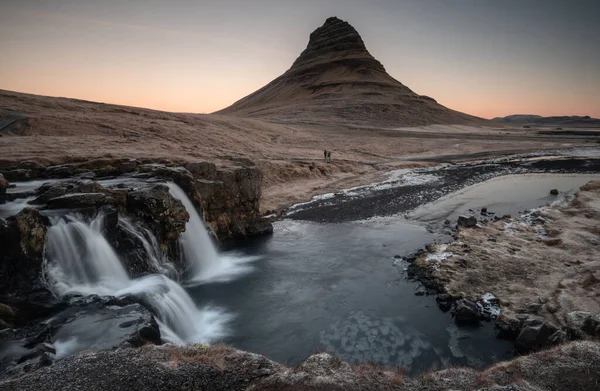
<box><xmin>0</xmin><ymin>157</ymin><xmax>272</xmax><ymax>241</ymax></box>
<box><xmin>1</xmin><ymin>340</ymin><xmax>598</xmax><ymax>391</ymax></box>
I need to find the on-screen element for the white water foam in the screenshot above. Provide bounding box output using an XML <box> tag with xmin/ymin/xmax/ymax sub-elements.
<box><xmin>167</xmin><ymin>183</ymin><xmax>259</xmax><ymax>284</ymax></box>
<box><xmin>45</xmin><ymin>212</ymin><xmax>230</xmax><ymax>346</ymax></box>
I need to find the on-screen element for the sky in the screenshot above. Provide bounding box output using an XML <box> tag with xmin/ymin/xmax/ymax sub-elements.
<box><xmin>0</xmin><ymin>0</ymin><xmax>598</xmax><ymax>118</ymax></box>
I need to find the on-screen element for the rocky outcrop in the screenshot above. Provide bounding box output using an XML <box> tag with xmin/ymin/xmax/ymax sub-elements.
<box><xmin>216</xmin><ymin>17</ymin><xmax>483</xmax><ymax>127</ymax></box>
<box><xmin>566</xmin><ymin>311</ymin><xmax>600</xmax><ymax>339</ymax></box>
<box><xmin>0</xmin><ymin>173</ymin><xmax>7</xmax><ymax>203</ymax></box>
<box><xmin>1</xmin><ymin>156</ymin><xmax>272</xmax><ymax>242</ymax></box>
<box><xmin>2</xmin><ymin>341</ymin><xmax>600</xmax><ymax>391</ymax></box>
<box><xmin>32</xmin><ymin>179</ymin><xmax>105</xmax><ymax>204</ymax></box>
<box><xmin>0</xmin><ymin>296</ymin><xmax>161</xmax><ymax>377</ymax></box>
<box><xmin>126</xmin><ymin>184</ymin><xmax>189</xmax><ymax>244</ymax></box>
<box><xmin>0</xmin><ymin>208</ymin><xmax>55</xmax><ymax>330</ymax></box>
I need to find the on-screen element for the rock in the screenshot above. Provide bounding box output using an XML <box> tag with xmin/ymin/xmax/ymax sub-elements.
<box><xmin>515</xmin><ymin>317</ymin><xmax>557</xmax><ymax>353</ymax></box>
<box><xmin>451</xmin><ymin>299</ymin><xmax>481</xmax><ymax>325</ymax></box>
<box><xmin>414</xmin><ymin>286</ymin><xmax>426</xmax><ymax>296</ymax></box>
<box><xmin>99</xmin><ymin>205</ymin><xmax>119</xmax><ymax>231</ymax></box>
<box><xmin>44</xmin><ymin>164</ymin><xmax>77</xmax><ymax>178</ymax></box>
<box><xmin>185</xmin><ymin>161</ymin><xmax>218</xmax><ymax>180</ymax></box>
<box><xmin>550</xmin><ymin>189</ymin><xmax>559</xmax><ymax>195</ymax></box>
<box><xmin>46</xmin><ymin>193</ymin><xmax>114</xmax><ymax>209</ymax></box>
<box><xmin>481</xmin><ymin>207</ymin><xmax>488</xmax><ymax>214</ymax></box>
<box><xmin>126</xmin><ymin>184</ymin><xmax>189</xmax><ymax>243</ymax></box>
<box><xmin>495</xmin><ymin>314</ymin><xmax>521</xmax><ymax>340</ymax></box>
<box><xmin>444</xmin><ymin>219</ymin><xmax>450</xmax><ymax>225</ymax></box>
<box><xmin>436</xmin><ymin>293</ymin><xmax>453</xmax><ymax>312</ymax></box>
<box><xmin>566</xmin><ymin>311</ymin><xmax>600</xmax><ymax>339</ymax></box>
<box><xmin>502</xmin><ymin>214</ymin><xmax>512</xmax><ymax>219</ymax></box>
<box><xmin>0</xmin><ymin>173</ymin><xmax>8</xmax><ymax>203</ymax></box>
<box><xmin>548</xmin><ymin>330</ymin><xmax>568</xmax><ymax>345</ymax></box>
<box><xmin>32</xmin><ymin>179</ymin><xmax>104</xmax><ymax>204</ymax></box>
<box><xmin>457</xmin><ymin>215</ymin><xmax>477</xmax><ymax>228</ymax></box>
<box><xmin>0</xmin><ymin>209</ymin><xmax>50</xmax><ymax>301</ymax></box>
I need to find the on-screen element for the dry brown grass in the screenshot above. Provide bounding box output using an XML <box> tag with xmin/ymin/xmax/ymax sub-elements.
<box><xmin>165</xmin><ymin>343</ymin><xmax>234</xmax><ymax>370</ymax></box>
<box><xmin>352</xmin><ymin>361</ymin><xmax>407</xmax><ymax>387</ymax></box>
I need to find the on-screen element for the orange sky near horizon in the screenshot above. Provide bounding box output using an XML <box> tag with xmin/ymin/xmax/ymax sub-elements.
<box><xmin>1</xmin><ymin>1</ymin><xmax>598</xmax><ymax>119</ymax></box>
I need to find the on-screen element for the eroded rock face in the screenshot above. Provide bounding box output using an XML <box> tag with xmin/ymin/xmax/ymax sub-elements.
<box><xmin>126</xmin><ymin>184</ymin><xmax>189</xmax><ymax>244</ymax></box>
<box><xmin>0</xmin><ymin>209</ymin><xmax>54</xmax><ymax>329</ymax></box>
<box><xmin>32</xmin><ymin>179</ymin><xmax>105</xmax><ymax>204</ymax></box>
<box><xmin>46</xmin><ymin>193</ymin><xmax>114</xmax><ymax>209</ymax></box>
<box><xmin>0</xmin><ymin>173</ymin><xmax>8</xmax><ymax>203</ymax></box>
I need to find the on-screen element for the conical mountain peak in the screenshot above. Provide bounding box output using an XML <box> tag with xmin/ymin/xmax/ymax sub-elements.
<box><xmin>216</xmin><ymin>17</ymin><xmax>482</xmax><ymax>127</ymax></box>
<box><xmin>289</xmin><ymin>17</ymin><xmax>385</xmax><ymax>73</ymax></box>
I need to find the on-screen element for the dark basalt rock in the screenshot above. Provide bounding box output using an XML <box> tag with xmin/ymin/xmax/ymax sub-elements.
<box><xmin>32</xmin><ymin>179</ymin><xmax>105</xmax><ymax>204</ymax></box>
<box><xmin>515</xmin><ymin>317</ymin><xmax>558</xmax><ymax>353</ymax></box>
<box><xmin>451</xmin><ymin>299</ymin><xmax>481</xmax><ymax>325</ymax></box>
<box><xmin>0</xmin><ymin>173</ymin><xmax>8</xmax><ymax>203</ymax></box>
<box><xmin>457</xmin><ymin>215</ymin><xmax>477</xmax><ymax>227</ymax></box>
<box><xmin>126</xmin><ymin>184</ymin><xmax>189</xmax><ymax>244</ymax></box>
<box><xmin>46</xmin><ymin>193</ymin><xmax>114</xmax><ymax>209</ymax></box>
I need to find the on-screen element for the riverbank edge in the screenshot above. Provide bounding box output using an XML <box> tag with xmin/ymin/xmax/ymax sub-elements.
<box><xmin>404</xmin><ymin>180</ymin><xmax>600</xmax><ymax>355</ymax></box>
<box><xmin>2</xmin><ymin>340</ymin><xmax>599</xmax><ymax>391</ymax></box>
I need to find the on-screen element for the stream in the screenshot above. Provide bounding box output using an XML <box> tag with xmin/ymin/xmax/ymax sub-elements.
<box><xmin>1</xmin><ymin>158</ymin><xmax>599</xmax><ymax>374</ymax></box>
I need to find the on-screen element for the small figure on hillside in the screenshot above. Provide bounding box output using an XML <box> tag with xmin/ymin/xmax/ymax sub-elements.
<box><xmin>327</xmin><ymin>151</ymin><xmax>332</xmax><ymax>162</ymax></box>
<box><xmin>324</xmin><ymin>149</ymin><xmax>328</xmax><ymax>160</ymax></box>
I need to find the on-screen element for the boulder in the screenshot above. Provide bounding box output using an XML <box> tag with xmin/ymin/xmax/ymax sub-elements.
<box><xmin>566</xmin><ymin>311</ymin><xmax>600</xmax><ymax>339</ymax></box>
<box><xmin>515</xmin><ymin>317</ymin><xmax>557</xmax><ymax>353</ymax></box>
<box><xmin>0</xmin><ymin>173</ymin><xmax>8</xmax><ymax>203</ymax></box>
<box><xmin>46</xmin><ymin>193</ymin><xmax>114</xmax><ymax>209</ymax></box>
<box><xmin>126</xmin><ymin>184</ymin><xmax>189</xmax><ymax>243</ymax></box>
<box><xmin>550</xmin><ymin>189</ymin><xmax>559</xmax><ymax>195</ymax></box>
<box><xmin>436</xmin><ymin>293</ymin><xmax>453</xmax><ymax>312</ymax></box>
<box><xmin>44</xmin><ymin>164</ymin><xmax>77</xmax><ymax>178</ymax></box>
<box><xmin>457</xmin><ymin>215</ymin><xmax>477</xmax><ymax>228</ymax></box>
<box><xmin>495</xmin><ymin>314</ymin><xmax>521</xmax><ymax>340</ymax></box>
<box><xmin>451</xmin><ymin>299</ymin><xmax>481</xmax><ymax>325</ymax></box>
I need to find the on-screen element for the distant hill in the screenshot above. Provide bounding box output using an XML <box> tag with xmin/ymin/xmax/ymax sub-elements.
<box><xmin>216</xmin><ymin>17</ymin><xmax>485</xmax><ymax>127</ymax></box>
<box><xmin>492</xmin><ymin>114</ymin><xmax>600</xmax><ymax>127</ymax></box>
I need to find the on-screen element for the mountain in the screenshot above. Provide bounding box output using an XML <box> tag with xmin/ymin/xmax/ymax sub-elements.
<box><xmin>215</xmin><ymin>17</ymin><xmax>483</xmax><ymax>127</ymax></box>
<box><xmin>492</xmin><ymin>114</ymin><xmax>600</xmax><ymax>126</ymax></box>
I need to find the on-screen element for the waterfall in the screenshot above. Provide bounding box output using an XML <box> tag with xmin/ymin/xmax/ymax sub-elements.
<box><xmin>45</xmin><ymin>212</ymin><xmax>229</xmax><ymax>345</ymax></box>
<box><xmin>167</xmin><ymin>183</ymin><xmax>258</xmax><ymax>284</ymax></box>
<box><xmin>118</xmin><ymin>216</ymin><xmax>177</xmax><ymax>278</ymax></box>
<box><xmin>46</xmin><ymin>214</ymin><xmax>129</xmax><ymax>295</ymax></box>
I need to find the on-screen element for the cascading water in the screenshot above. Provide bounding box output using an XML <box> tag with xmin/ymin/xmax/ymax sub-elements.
<box><xmin>46</xmin><ymin>214</ymin><xmax>129</xmax><ymax>295</ymax></box>
<box><xmin>118</xmin><ymin>216</ymin><xmax>177</xmax><ymax>278</ymax></box>
<box><xmin>167</xmin><ymin>183</ymin><xmax>258</xmax><ymax>284</ymax></box>
<box><xmin>45</xmin><ymin>212</ymin><xmax>230</xmax><ymax>347</ymax></box>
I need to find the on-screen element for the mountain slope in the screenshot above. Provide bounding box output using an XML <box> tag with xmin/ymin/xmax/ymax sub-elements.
<box><xmin>216</xmin><ymin>17</ymin><xmax>484</xmax><ymax>127</ymax></box>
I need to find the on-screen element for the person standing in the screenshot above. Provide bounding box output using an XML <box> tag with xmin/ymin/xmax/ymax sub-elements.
<box><xmin>324</xmin><ymin>149</ymin><xmax>327</xmax><ymax>160</ymax></box>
